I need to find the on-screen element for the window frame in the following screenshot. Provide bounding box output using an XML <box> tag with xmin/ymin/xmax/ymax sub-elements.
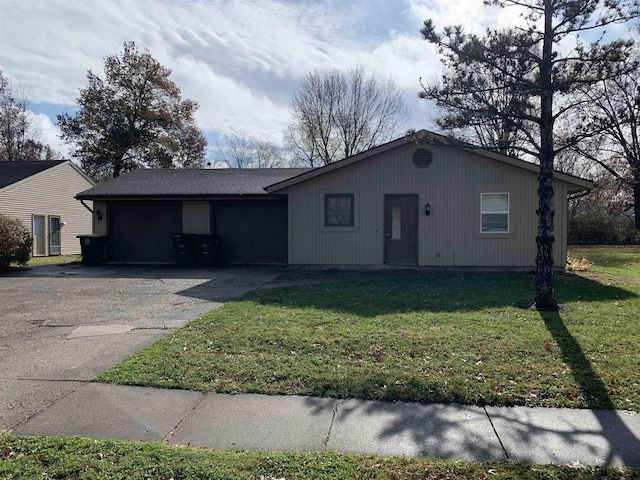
<box><xmin>480</xmin><ymin>192</ymin><xmax>510</xmax><ymax>234</ymax></box>
<box><xmin>324</xmin><ymin>193</ymin><xmax>355</xmax><ymax>228</ymax></box>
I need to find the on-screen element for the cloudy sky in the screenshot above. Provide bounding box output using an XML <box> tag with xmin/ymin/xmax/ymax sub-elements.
<box><xmin>0</xmin><ymin>0</ymin><xmax>632</xmax><ymax>159</ymax></box>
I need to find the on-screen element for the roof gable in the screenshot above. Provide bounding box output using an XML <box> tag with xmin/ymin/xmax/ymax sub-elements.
<box><xmin>265</xmin><ymin>130</ymin><xmax>593</xmax><ymax>193</ymax></box>
<box><xmin>0</xmin><ymin>160</ymin><xmax>67</xmax><ymax>190</ymax></box>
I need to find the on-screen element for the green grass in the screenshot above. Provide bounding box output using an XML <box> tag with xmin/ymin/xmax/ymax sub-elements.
<box><xmin>98</xmin><ymin>256</ymin><xmax>640</xmax><ymax>410</ymax></box>
<box><xmin>569</xmin><ymin>246</ymin><xmax>640</xmax><ymax>282</ymax></box>
<box><xmin>27</xmin><ymin>255</ymin><xmax>82</xmax><ymax>266</ymax></box>
<box><xmin>1</xmin><ymin>433</ymin><xmax>637</xmax><ymax>479</ymax></box>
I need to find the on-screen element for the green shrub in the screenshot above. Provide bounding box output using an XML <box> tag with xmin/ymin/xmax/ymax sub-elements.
<box><xmin>0</xmin><ymin>214</ymin><xmax>32</xmax><ymax>268</ymax></box>
<box><xmin>568</xmin><ymin>212</ymin><xmax>640</xmax><ymax>245</ymax></box>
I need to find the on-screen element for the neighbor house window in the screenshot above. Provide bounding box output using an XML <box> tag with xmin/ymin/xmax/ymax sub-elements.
<box><xmin>481</xmin><ymin>193</ymin><xmax>509</xmax><ymax>233</ymax></box>
<box><xmin>325</xmin><ymin>194</ymin><xmax>354</xmax><ymax>227</ymax></box>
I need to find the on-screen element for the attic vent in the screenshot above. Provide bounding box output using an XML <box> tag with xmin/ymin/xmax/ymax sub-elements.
<box><xmin>412</xmin><ymin>148</ymin><xmax>433</xmax><ymax>168</ymax></box>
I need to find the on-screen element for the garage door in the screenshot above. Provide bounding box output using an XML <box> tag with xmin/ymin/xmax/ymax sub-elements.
<box><xmin>109</xmin><ymin>201</ymin><xmax>181</xmax><ymax>263</ymax></box>
<box><xmin>214</xmin><ymin>200</ymin><xmax>287</xmax><ymax>264</ymax></box>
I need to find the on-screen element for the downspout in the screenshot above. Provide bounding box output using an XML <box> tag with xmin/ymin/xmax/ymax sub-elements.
<box><xmin>79</xmin><ymin>199</ymin><xmax>93</xmax><ymax>214</ymax></box>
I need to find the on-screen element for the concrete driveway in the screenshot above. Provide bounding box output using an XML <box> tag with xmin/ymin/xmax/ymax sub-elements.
<box><xmin>0</xmin><ymin>263</ymin><xmax>282</xmax><ymax>430</ymax></box>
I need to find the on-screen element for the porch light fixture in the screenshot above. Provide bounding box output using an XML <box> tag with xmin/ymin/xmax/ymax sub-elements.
<box><xmin>425</xmin><ymin>203</ymin><xmax>431</xmax><ymax>216</ymax></box>
<box><xmin>96</xmin><ymin>209</ymin><xmax>103</xmax><ymax>222</ymax></box>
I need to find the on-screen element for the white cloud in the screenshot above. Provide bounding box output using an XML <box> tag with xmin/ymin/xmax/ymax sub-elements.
<box><xmin>167</xmin><ymin>54</ymin><xmax>292</xmax><ymax>142</ymax></box>
<box><xmin>1</xmin><ymin>0</ymin><xmax>633</xmax><ymax>153</ymax></box>
<box><xmin>0</xmin><ymin>0</ymin><xmax>369</xmax><ymax>145</ymax></box>
<box><xmin>408</xmin><ymin>0</ymin><xmax>488</xmax><ymax>32</ymax></box>
<box><xmin>27</xmin><ymin>112</ymin><xmax>70</xmax><ymax>159</ymax></box>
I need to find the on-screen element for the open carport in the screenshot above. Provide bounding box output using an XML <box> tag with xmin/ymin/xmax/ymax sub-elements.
<box><xmin>0</xmin><ymin>263</ymin><xmax>281</xmax><ymax>430</ymax></box>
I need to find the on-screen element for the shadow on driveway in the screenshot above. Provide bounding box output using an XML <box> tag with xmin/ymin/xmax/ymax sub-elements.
<box><xmin>7</xmin><ymin>263</ymin><xmax>285</xmax><ymax>280</ymax></box>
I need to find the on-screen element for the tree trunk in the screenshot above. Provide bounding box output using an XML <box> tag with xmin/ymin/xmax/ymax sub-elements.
<box><xmin>535</xmin><ymin>0</ymin><xmax>558</xmax><ymax>311</ymax></box>
<box><xmin>635</xmin><ymin>170</ymin><xmax>640</xmax><ymax>230</ymax></box>
<box><xmin>113</xmin><ymin>160</ymin><xmax>122</xmax><ymax>178</ymax></box>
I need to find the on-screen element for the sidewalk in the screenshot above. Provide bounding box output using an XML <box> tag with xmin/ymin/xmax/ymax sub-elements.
<box><xmin>11</xmin><ymin>382</ymin><xmax>640</xmax><ymax>468</ymax></box>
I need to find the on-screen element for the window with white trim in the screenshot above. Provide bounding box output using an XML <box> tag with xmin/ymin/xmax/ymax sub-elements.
<box><xmin>325</xmin><ymin>194</ymin><xmax>354</xmax><ymax>227</ymax></box>
<box><xmin>481</xmin><ymin>193</ymin><xmax>509</xmax><ymax>233</ymax></box>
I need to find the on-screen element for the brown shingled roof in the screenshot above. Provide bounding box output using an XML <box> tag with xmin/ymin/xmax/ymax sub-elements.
<box><xmin>76</xmin><ymin>168</ymin><xmax>312</xmax><ymax>199</ymax></box>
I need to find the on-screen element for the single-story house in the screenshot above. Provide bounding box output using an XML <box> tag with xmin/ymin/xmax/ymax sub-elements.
<box><xmin>0</xmin><ymin>160</ymin><xmax>94</xmax><ymax>256</ymax></box>
<box><xmin>75</xmin><ymin>131</ymin><xmax>593</xmax><ymax>268</ymax></box>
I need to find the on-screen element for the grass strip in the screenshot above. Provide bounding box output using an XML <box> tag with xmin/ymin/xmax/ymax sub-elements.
<box><xmin>1</xmin><ymin>433</ymin><xmax>637</xmax><ymax>479</ymax></box>
<box><xmin>27</xmin><ymin>255</ymin><xmax>82</xmax><ymax>266</ymax></box>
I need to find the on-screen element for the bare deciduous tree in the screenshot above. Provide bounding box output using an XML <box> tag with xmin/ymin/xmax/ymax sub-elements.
<box><xmin>286</xmin><ymin>66</ymin><xmax>410</xmax><ymax>167</ymax></box>
<box><xmin>216</xmin><ymin>132</ymin><xmax>288</xmax><ymax>168</ymax></box>
<box><xmin>571</xmin><ymin>55</ymin><xmax>640</xmax><ymax>228</ymax></box>
<box><xmin>0</xmin><ymin>71</ymin><xmax>50</xmax><ymax>161</ymax></box>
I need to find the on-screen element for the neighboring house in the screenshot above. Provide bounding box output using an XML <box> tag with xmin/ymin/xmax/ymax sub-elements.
<box><xmin>76</xmin><ymin>131</ymin><xmax>593</xmax><ymax>268</ymax></box>
<box><xmin>0</xmin><ymin>160</ymin><xmax>95</xmax><ymax>256</ymax></box>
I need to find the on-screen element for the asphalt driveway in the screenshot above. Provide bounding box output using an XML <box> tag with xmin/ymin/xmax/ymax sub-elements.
<box><xmin>0</xmin><ymin>263</ymin><xmax>282</xmax><ymax>430</ymax></box>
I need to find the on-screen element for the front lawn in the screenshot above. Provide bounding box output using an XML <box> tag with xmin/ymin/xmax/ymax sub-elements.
<box><xmin>98</xmin><ymin>250</ymin><xmax>640</xmax><ymax>410</ymax></box>
<box><xmin>1</xmin><ymin>433</ymin><xmax>636</xmax><ymax>479</ymax></box>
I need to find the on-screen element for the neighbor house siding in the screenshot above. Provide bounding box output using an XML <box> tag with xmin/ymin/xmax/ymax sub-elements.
<box><xmin>0</xmin><ymin>162</ymin><xmax>93</xmax><ymax>256</ymax></box>
<box><xmin>284</xmin><ymin>143</ymin><xmax>571</xmax><ymax>268</ymax></box>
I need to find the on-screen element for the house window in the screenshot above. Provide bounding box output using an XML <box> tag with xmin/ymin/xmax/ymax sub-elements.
<box><xmin>481</xmin><ymin>193</ymin><xmax>509</xmax><ymax>233</ymax></box>
<box><xmin>325</xmin><ymin>194</ymin><xmax>354</xmax><ymax>227</ymax></box>
<box><xmin>391</xmin><ymin>205</ymin><xmax>402</xmax><ymax>239</ymax></box>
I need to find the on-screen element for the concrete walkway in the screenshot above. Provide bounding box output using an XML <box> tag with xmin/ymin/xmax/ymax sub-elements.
<box><xmin>11</xmin><ymin>382</ymin><xmax>640</xmax><ymax>468</ymax></box>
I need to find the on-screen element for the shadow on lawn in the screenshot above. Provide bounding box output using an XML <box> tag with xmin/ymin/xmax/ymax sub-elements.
<box><xmin>245</xmin><ymin>272</ymin><xmax>636</xmax><ymax>317</ymax></box>
<box><xmin>479</xmin><ymin>312</ymin><xmax>640</xmax><ymax>466</ymax></box>
<box><xmin>303</xmin><ymin>309</ymin><xmax>640</xmax><ymax>467</ymax></box>
<box><xmin>539</xmin><ymin>311</ymin><xmax>639</xmax><ymax>465</ymax></box>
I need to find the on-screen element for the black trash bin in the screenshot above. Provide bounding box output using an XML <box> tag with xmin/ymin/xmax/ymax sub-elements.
<box><xmin>194</xmin><ymin>234</ymin><xmax>219</xmax><ymax>266</ymax></box>
<box><xmin>171</xmin><ymin>233</ymin><xmax>196</xmax><ymax>266</ymax></box>
<box><xmin>77</xmin><ymin>235</ymin><xmax>107</xmax><ymax>265</ymax></box>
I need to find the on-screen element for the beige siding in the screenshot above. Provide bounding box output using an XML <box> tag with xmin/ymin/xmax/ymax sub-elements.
<box><xmin>182</xmin><ymin>201</ymin><xmax>210</xmax><ymax>234</ymax></box>
<box><xmin>285</xmin><ymin>144</ymin><xmax>573</xmax><ymax>268</ymax></box>
<box><xmin>0</xmin><ymin>162</ymin><xmax>94</xmax><ymax>255</ymax></box>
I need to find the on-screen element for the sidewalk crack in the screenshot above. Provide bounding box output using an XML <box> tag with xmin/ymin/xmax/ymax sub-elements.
<box><xmin>8</xmin><ymin>381</ymin><xmax>87</xmax><ymax>430</ymax></box>
<box><xmin>161</xmin><ymin>394</ymin><xmax>206</xmax><ymax>442</ymax></box>
<box><xmin>483</xmin><ymin>406</ymin><xmax>511</xmax><ymax>462</ymax></box>
<box><xmin>322</xmin><ymin>400</ymin><xmax>339</xmax><ymax>450</ymax></box>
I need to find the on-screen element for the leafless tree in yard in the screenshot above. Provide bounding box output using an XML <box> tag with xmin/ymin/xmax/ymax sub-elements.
<box><xmin>0</xmin><ymin>70</ymin><xmax>52</xmax><ymax>161</ymax></box>
<box><xmin>571</xmin><ymin>53</ymin><xmax>640</xmax><ymax>228</ymax></box>
<box><xmin>216</xmin><ymin>132</ymin><xmax>288</xmax><ymax>168</ymax></box>
<box><xmin>286</xmin><ymin>66</ymin><xmax>410</xmax><ymax>167</ymax></box>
